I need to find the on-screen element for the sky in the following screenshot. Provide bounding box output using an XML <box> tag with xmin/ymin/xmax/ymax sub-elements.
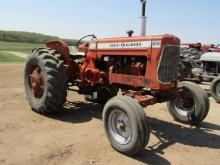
<box><xmin>0</xmin><ymin>0</ymin><xmax>219</xmax><ymax>44</ymax></box>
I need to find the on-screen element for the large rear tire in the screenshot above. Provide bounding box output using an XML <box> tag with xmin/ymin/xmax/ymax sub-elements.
<box><xmin>167</xmin><ymin>81</ymin><xmax>210</xmax><ymax>125</ymax></box>
<box><xmin>210</xmin><ymin>76</ymin><xmax>220</xmax><ymax>103</ymax></box>
<box><xmin>24</xmin><ymin>48</ymin><xmax>68</xmax><ymax>114</ymax></box>
<box><xmin>103</xmin><ymin>96</ymin><xmax>150</xmax><ymax>156</ymax></box>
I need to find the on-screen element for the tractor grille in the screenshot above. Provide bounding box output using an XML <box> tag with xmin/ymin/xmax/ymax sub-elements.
<box><xmin>158</xmin><ymin>45</ymin><xmax>180</xmax><ymax>83</ymax></box>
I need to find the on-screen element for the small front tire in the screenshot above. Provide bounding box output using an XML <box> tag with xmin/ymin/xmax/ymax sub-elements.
<box><xmin>167</xmin><ymin>81</ymin><xmax>210</xmax><ymax>125</ymax></box>
<box><xmin>103</xmin><ymin>96</ymin><xmax>150</xmax><ymax>156</ymax></box>
<box><xmin>210</xmin><ymin>76</ymin><xmax>220</xmax><ymax>103</ymax></box>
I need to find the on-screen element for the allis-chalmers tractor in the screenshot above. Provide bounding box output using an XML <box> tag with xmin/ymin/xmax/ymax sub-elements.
<box><xmin>24</xmin><ymin>1</ymin><xmax>210</xmax><ymax>156</ymax></box>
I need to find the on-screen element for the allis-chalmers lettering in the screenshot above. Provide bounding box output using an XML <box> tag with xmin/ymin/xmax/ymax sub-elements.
<box><xmin>110</xmin><ymin>42</ymin><xmax>142</xmax><ymax>48</ymax></box>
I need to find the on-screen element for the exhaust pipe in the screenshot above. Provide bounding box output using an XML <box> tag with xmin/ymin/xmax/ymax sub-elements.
<box><xmin>140</xmin><ymin>0</ymin><xmax>147</xmax><ymax>36</ymax></box>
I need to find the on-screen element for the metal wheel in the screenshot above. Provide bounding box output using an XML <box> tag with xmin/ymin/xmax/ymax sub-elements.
<box><xmin>174</xmin><ymin>91</ymin><xmax>196</xmax><ymax>117</ymax></box>
<box><xmin>28</xmin><ymin>65</ymin><xmax>45</xmax><ymax>99</ymax></box>
<box><xmin>108</xmin><ymin>110</ymin><xmax>132</xmax><ymax>145</ymax></box>
<box><xmin>103</xmin><ymin>96</ymin><xmax>150</xmax><ymax>155</ymax></box>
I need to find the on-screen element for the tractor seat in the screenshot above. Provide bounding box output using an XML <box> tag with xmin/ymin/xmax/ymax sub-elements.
<box><xmin>75</xmin><ymin>52</ymin><xmax>86</xmax><ymax>56</ymax></box>
<box><xmin>70</xmin><ymin>52</ymin><xmax>86</xmax><ymax>57</ymax></box>
<box><xmin>69</xmin><ymin>52</ymin><xmax>86</xmax><ymax>64</ymax></box>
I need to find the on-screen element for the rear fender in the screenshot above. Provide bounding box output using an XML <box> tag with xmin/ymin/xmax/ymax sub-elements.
<box><xmin>46</xmin><ymin>40</ymin><xmax>73</xmax><ymax>80</ymax></box>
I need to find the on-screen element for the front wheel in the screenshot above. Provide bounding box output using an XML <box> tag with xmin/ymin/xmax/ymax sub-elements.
<box><xmin>210</xmin><ymin>76</ymin><xmax>220</xmax><ymax>103</ymax></box>
<box><xmin>103</xmin><ymin>96</ymin><xmax>150</xmax><ymax>156</ymax></box>
<box><xmin>167</xmin><ymin>81</ymin><xmax>210</xmax><ymax>125</ymax></box>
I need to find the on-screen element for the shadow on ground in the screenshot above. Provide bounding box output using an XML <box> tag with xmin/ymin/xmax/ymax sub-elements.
<box><xmin>148</xmin><ymin>117</ymin><xmax>220</xmax><ymax>153</ymax></box>
<box><xmin>46</xmin><ymin>101</ymin><xmax>220</xmax><ymax>165</ymax></box>
<box><xmin>134</xmin><ymin>117</ymin><xmax>220</xmax><ymax>165</ymax></box>
<box><xmin>46</xmin><ymin>101</ymin><xmax>103</xmax><ymax>123</ymax></box>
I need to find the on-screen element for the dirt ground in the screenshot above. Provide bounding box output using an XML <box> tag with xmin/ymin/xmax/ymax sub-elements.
<box><xmin>0</xmin><ymin>63</ymin><xmax>219</xmax><ymax>165</ymax></box>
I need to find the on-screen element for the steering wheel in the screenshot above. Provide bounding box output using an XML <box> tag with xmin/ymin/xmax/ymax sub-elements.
<box><xmin>77</xmin><ymin>34</ymin><xmax>97</xmax><ymax>48</ymax></box>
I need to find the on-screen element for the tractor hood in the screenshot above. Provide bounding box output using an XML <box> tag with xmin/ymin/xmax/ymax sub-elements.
<box><xmin>200</xmin><ymin>52</ymin><xmax>220</xmax><ymax>62</ymax></box>
<box><xmin>89</xmin><ymin>34</ymin><xmax>180</xmax><ymax>50</ymax></box>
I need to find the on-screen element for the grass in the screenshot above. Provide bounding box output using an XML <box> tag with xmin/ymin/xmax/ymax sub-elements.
<box><xmin>0</xmin><ymin>41</ymin><xmax>78</xmax><ymax>63</ymax></box>
<box><xmin>0</xmin><ymin>52</ymin><xmax>25</xmax><ymax>63</ymax></box>
<box><xmin>0</xmin><ymin>41</ymin><xmax>78</xmax><ymax>53</ymax></box>
<box><xmin>0</xmin><ymin>41</ymin><xmax>44</xmax><ymax>53</ymax></box>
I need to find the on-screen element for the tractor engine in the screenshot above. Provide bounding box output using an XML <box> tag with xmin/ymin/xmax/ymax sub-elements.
<box><xmin>96</xmin><ymin>56</ymin><xmax>147</xmax><ymax>76</ymax></box>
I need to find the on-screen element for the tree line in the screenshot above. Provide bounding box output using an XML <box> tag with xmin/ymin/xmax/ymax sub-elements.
<box><xmin>0</xmin><ymin>30</ymin><xmax>78</xmax><ymax>46</ymax></box>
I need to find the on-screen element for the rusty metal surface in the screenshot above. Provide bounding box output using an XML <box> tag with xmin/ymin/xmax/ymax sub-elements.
<box><xmin>28</xmin><ymin>65</ymin><xmax>44</xmax><ymax>99</ymax></box>
<box><xmin>109</xmin><ymin>73</ymin><xmax>148</xmax><ymax>88</ymax></box>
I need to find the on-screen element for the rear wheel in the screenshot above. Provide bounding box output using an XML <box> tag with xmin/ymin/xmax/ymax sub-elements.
<box><xmin>167</xmin><ymin>81</ymin><xmax>210</xmax><ymax>125</ymax></box>
<box><xmin>24</xmin><ymin>48</ymin><xmax>68</xmax><ymax>114</ymax></box>
<box><xmin>211</xmin><ymin>76</ymin><xmax>220</xmax><ymax>103</ymax></box>
<box><xmin>103</xmin><ymin>96</ymin><xmax>150</xmax><ymax>155</ymax></box>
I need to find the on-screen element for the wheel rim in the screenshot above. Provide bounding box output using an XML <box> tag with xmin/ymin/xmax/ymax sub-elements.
<box><xmin>216</xmin><ymin>81</ymin><xmax>220</xmax><ymax>97</ymax></box>
<box><xmin>108</xmin><ymin>110</ymin><xmax>132</xmax><ymax>145</ymax></box>
<box><xmin>174</xmin><ymin>90</ymin><xmax>196</xmax><ymax>116</ymax></box>
<box><xmin>28</xmin><ymin>65</ymin><xmax>45</xmax><ymax>99</ymax></box>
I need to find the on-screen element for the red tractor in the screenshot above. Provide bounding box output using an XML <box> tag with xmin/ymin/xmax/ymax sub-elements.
<box><xmin>181</xmin><ymin>43</ymin><xmax>218</xmax><ymax>52</ymax></box>
<box><xmin>23</xmin><ymin>1</ymin><xmax>209</xmax><ymax>156</ymax></box>
<box><xmin>209</xmin><ymin>44</ymin><xmax>220</xmax><ymax>52</ymax></box>
<box><xmin>24</xmin><ymin>34</ymin><xmax>210</xmax><ymax>155</ymax></box>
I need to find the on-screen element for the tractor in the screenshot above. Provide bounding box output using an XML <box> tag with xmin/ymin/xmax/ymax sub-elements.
<box><xmin>181</xmin><ymin>43</ymin><xmax>219</xmax><ymax>52</ymax></box>
<box><xmin>23</xmin><ymin>1</ymin><xmax>210</xmax><ymax>156</ymax></box>
<box><xmin>178</xmin><ymin>43</ymin><xmax>210</xmax><ymax>81</ymax></box>
<box><xmin>178</xmin><ymin>43</ymin><xmax>220</xmax><ymax>81</ymax></box>
<box><xmin>209</xmin><ymin>44</ymin><xmax>220</xmax><ymax>52</ymax></box>
<box><xmin>192</xmin><ymin>52</ymin><xmax>220</xmax><ymax>103</ymax></box>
